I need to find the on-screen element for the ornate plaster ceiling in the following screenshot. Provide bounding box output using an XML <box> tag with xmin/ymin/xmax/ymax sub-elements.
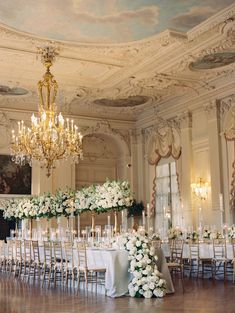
<box><xmin>0</xmin><ymin>0</ymin><xmax>234</xmax><ymax>43</ymax></box>
<box><xmin>0</xmin><ymin>3</ymin><xmax>234</xmax><ymax>121</ymax></box>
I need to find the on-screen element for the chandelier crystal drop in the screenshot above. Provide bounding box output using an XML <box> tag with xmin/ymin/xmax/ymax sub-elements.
<box><xmin>11</xmin><ymin>47</ymin><xmax>83</xmax><ymax>177</ymax></box>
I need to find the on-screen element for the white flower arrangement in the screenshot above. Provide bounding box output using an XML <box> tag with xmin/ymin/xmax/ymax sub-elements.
<box><xmin>117</xmin><ymin>232</ymin><xmax>166</xmax><ymax>298</ymax></box>
<box><xmin>168</xmin><ymin>227</ymin><xmax>183</xmax><ymax>240</ymax></box>
<box><xmin>228</xmin><ymin>226</ymin><xmax>235</xmax><ymax>239</ymax></box>
<box><xmin>186</xmin><ymin>231</ymin><xmax>199</xmax><ymax>241</ymax></box>
<box><xmin>0</xmin><ymin>180</ymin><xmax>133</xmax><ymax>220</ymax></box>
<box><xmin>202</xmin><ymin>229</ymin><xmax>212</xmax><ymax>240</ymax></box>
<box><xmin>203</xmin><ymin>229</ymin><xmax>223</xmax><ymax>240</ymax></box>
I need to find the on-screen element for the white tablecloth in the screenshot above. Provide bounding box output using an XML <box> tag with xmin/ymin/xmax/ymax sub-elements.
<box><xmin>80</xmin><ymin>248</ymin><xmax>174</xmax><ymax>297</ymax></box>
<box><xmin>161</xmin><ymin>242</ymin><xmax>234</xmax><ymax>260</ymax></box>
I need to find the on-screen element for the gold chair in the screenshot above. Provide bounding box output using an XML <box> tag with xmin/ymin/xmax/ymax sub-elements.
<box><xmin>14</xmin><ymin>240</ymin><xmax>23</xmax><ymax>277</ymax></box>
<box><xmin>0</xmin><ymin>240</ymin><xmax>6</xmax><ymax>271</ymax></box>
<box><xmin>5</xmin><ymin>239</ymin><xmax>14</xmax><ymax>273</ymax></box>
<box><xmin>212</xmin><ymin>239</ymin><xmax>228</xmax><ymax>281</ymax></box>
<box><xmin>63</xmin><ymin>241</ymin><xmax>76</xmax><ymax>286</ymax></box>
<box><xmin>167</xmin><ymin>239</ymin><xmax>184</xmax><ymax>290</ymax></box>
<box><xmin>42</xmin><ymin>241</ymin><xmax>53</xmax><ymax>287</ymax></box>
<box><xmin>23</xmin><ymin>240</ymin><xmax>33</xmax><ymax>280</ymax></box>
<box><xmin>32</xmin><ymin>240</ymin><xmax>42</xmax><ymax>281</ymax></box>
<box><xmin>187</xmin><ymin>241</ymin><xmax>200</xmax><ymax>278</ymax></box>
<box><xmin>76</xmin><ymin>242</ymin><xmax>106</xmax><ymax>290</ymax></box>
<box><xmin>52</xmin><ymin>241</ymin><xmax>64</xmax><ymax>286</ymax></box>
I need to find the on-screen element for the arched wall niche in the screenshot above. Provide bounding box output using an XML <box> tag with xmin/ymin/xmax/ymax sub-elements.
<box><xmin>76</xmin><ymin>125</ymin><xmax>131</xmax><ymax>231</ymax></box>
<box><xmin>146</xmin><ymin>120</ymin><xmax>181</xmax><ymax>223</ymax></box>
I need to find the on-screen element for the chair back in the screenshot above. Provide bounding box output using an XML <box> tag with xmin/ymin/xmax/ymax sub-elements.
<box><xmin>43</xmin><ymin>241</ymin><xmax>52</xmax><ymax>265</ymax></box>
<box><xmin>213</xmin><ymin>239</ymin><xmax>227</xmax><ymax>260</ymax></box>
<box><xmin>0</xmin><ymin>240</ymin><xmax>5</xmax><ymax>259</ymax></box>
<box><xmin>32</xmin><ymin>240</ymin><xmax>40</xmax><ymax>264</ymax></box>
<box><xmin>171</xmin><ymin>239</ymin><xmax>184</xmax><ymax>263</ymax></box>
<box><xmin>52</xmin><ymin>241</ymin><xmax>63</xmax><ymax>263</ymax></box>
<box><xmin>15</xmin><ymin>240</ymin><xmax>22</xmax><ymax>262</ymax></box>
<box><xmin>6</xmin><ymin>239</ymin><xmax>14</xmax><ymax>260</ymax></box>
<box><xmin>63</xmin><ymin>241</ymin><xmax>74</xmax><ymax>268</ymax></box>
<box><xmin>23</xmin><ymin>240</ymin><xmax>32</xmax><ymax>263</ymax></box>
<box><xmin>76</xmin><ymin>242</ymin><xmax>87</xmax><ymax>269</ymax></box>
<box><xmin>189</xmin><ymin>242</ymin><xmax>199</xmax><ymax>259</ymax></box>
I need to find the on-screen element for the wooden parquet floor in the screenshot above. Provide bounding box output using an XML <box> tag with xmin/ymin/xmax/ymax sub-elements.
<box><xmin>0</xmin><ymin>275</ymin><xmax>234</xmax><ymax>313</ymax></box>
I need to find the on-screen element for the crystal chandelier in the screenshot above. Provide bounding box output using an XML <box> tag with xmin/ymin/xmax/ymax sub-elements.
<box><xmin>11</xmin><ymin>47</ymin><xmax>83</xmax><ymax>177</ymax></box>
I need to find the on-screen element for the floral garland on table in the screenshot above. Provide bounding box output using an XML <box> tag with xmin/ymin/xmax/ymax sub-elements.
<box><xmin>168</xmin><ymin>227</ymin><xmax>183</xmax><ymax>240</ymax></box>
<box><xmin>116</xmin><ymin>233</ymin><xmax>166</xmax><ymax>298</ymax></box>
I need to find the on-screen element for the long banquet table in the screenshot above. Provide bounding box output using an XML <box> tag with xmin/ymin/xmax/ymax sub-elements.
<box><xmin>79</xmin><ymin>247</ymin><xmax>175</xmax><ymax>297</ymax></box>
<box><xmin>3</xmin><ymin>241</ymin><xmax>174</xmax><ymax>297</ymax></box>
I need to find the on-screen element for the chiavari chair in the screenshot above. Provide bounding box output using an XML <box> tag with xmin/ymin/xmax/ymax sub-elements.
<box><xmin>52</xmin><ymin>241</ymin><xmax>64</xmax><ymax>286</ymax></box>
<box><xmin>42</xmin><ymin>241</ymin><xmax>53</xmax><ymax>287</ymax></box>
<box><xmin>76</xmin><ymin>242</ymin><xmax>106</xmax><ymax>290</ymax></box>
<box><xmin>14</xmin><ymin>240</ymin><xmax>23</xmax><ymax>277</ymax></box>
<box><xmin>32</xmin><ymin>240</ymin><xmax>42</xmax><ymax>280</ymax></box>
<box><xmin>0</xmin><ymin>240</ymin><xmax>6</xmax><ymax>271</ymax></box>
<box><xmin>212</xmin><ymin>238</ymin><xmax>228</xmax><ymax>281</ymax></box>
<box><xmin>23</xmin><ymin>240</ymin><xmax>33</xmax><ymax>280</ymax></box>
<box><xmin>167</xmin><ymin>239</ymin><xmax>184</xmax><ymax>291</ymax></box>
<box><xmin>63</xmin><ymin>241</ymin><xmax>76</xmax><ymax>286</ymax></box>
<box><xmin>5</xmin><ymin>239</ymin><xmax>14</xmax><ymax>274</ymax></box>
<box><xmin>186</xmin><ymin>241</ymin><xmax>200</xmax><ymax>278</ymax></box>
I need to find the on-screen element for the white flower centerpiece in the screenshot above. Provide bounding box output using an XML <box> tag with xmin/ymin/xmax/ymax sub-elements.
<box><xmin>168</xmin><ymin>227</ymin><xmax>183</xmax><ymax>240</ymax></box>
<box><xmin>228</xmin><ymin>226</ymin><xmax>235</xmax><ymax>239</ymax></box>
<box><xmin>186</xmin><ymin>231</ymin><xmax>199</xmax><ymax>242</ymax></box>
<box><xmin>116</xmin><ymin>232</ymin><xmax>166</xmax><ymax>298</ymax></box>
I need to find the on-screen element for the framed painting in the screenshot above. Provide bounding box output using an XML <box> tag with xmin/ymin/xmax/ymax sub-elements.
<box><xmin>0</xmin><ymin>155</ymin><xmax>31</xmax><ymax>195</ymax></box>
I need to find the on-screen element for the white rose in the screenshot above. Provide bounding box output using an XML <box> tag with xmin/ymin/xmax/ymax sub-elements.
<box><xmin>136</xmin><ymin>240</ymin><xmax>141</xmax><ymax>247</ymax></box>
<box><xmin>142</xmin><ymin>284</ymin><xmax>149</xmax><ymax>291</ymax></box>
<box><xmin>153</xmin><ymin>288</ymin><xmax>164</xmax><ymax>298</ymax></box>
<box><xmin>143</xmin><ymin>290</ymin><xmax>153</xmax><ymax>298</ymax></box>
<box><xmin>149</xmin><ymin>282</ymin><xmax>155</xmax><ymax>290</ymax></box>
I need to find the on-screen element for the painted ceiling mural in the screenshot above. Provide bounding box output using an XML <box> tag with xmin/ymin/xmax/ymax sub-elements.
<box><xmin>0</xmin><ymin>0</ymin><xmax>234</xmax><ymax>43</ymax></box>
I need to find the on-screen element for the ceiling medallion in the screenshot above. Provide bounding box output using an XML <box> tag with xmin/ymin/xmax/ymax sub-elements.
<box><xmin>11</xmin><ymin>47</ymin><xmax>83</xmax><ymax>177</ymax></box>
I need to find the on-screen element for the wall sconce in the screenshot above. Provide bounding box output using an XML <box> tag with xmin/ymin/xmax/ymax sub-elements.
<box><xmin>191</xmin><ymin>178</ymin><xmax>210</xmax><ymax>201</ymax></box>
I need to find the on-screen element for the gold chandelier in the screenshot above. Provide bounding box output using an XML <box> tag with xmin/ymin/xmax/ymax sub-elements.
<box><xmin>11</xmin><ymin>47</ymin><xmax>83</xmax><ymax>177</ymax></box>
